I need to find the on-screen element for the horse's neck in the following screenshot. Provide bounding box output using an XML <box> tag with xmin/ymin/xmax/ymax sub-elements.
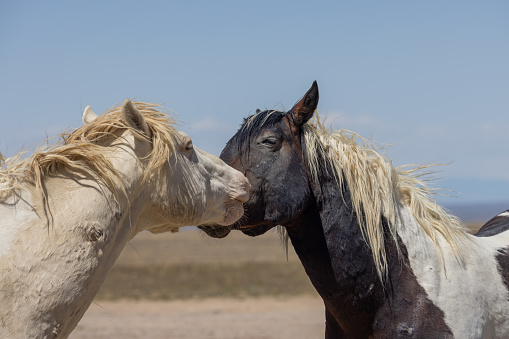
<box><xmin>290</xmin><ymin>176</ymin><xmax>382</xmax><ymax>291</ymax></box>
<box><xmin>287</xmin><ymin>176</ymin><xmax>388</xmax><ymax>336</ymax></box>
<box><xmin>286</xmin><ymin>197</ymin><xmax>338</xmax><ymax>295</ymax></box>
<box><xmin>0</xmin><ymin>150</ymin><xmax>146</xmax><ymax>337</ymax></box>
<box><xmin>290</xmin><ymin>174</ymin><xmax>459</xmax><ymax>337</ymax></box>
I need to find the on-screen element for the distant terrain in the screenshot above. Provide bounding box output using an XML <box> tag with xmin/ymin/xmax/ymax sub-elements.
<box><xmin>96</xmin><ymin>230</ymin><xmax>315</xmax><ymax>301</ymax></box>
<box><xmin>445</xmin><ymin>201</ymin><xmax>509</xmax><ymax>224</ymax></box>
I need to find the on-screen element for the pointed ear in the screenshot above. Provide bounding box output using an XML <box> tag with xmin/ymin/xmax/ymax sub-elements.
<box><xmin>289</xmin><ymin>81</ymin><xmax>319</xmax><ymax>127</ymax></box>
<box><xmin>82</xmin><ymin>106</ymin><xmax>99</xmax><ymax>124</ymax></box>
<box><xmin>122</xmin><ymin>99</ymin><xmax>151</xmax><ymax>137</ymax></box>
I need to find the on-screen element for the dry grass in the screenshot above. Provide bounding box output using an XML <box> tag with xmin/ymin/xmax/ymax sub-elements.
<box><xmin>97</xmin><ymin>229</ymin><xmax>315</xmax><ymax>300</ymax></box>
<box><xmin>116</xmin><ymin>228</ymin><xmax>298</xmax><ymax>266</ymax></box>
<box><xmin>97</xmin><ymin>262</ymin><xmax>313</xmax><ymax>300</ymax></box>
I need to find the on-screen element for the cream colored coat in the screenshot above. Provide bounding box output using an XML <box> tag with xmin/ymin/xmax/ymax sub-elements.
<box><xmin>0</xmin><ymin>100</ymin><xmax>249</xmax><ymax>338</ymax></box>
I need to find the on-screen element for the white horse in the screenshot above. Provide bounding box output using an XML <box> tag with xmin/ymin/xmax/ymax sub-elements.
<box><xmin>0</xmin><ymin>99</ymin><xmax>250</xmax><ymax>338</ymax></box>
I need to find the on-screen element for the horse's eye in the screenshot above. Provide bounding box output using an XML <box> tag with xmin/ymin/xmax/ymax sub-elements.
<box><xmin>262</xmin><ymin>138</ymin><xmax>277</xmax><ymax>145</ymax></box>
<box><xmin>182</xmin><ymin>139</ymin><xmax>194</xmax><ymax>160</ymax></box>
<box><xmin>180</xmin><ymin>134</ymin><xmax>194</xmax><ymax>155</ymax></box>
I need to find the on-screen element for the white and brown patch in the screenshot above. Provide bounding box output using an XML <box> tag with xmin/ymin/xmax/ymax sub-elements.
<box><xmin>397</xmin><ymin>206</ymin><xmax>509</xmax><ymax>338</ymax></box>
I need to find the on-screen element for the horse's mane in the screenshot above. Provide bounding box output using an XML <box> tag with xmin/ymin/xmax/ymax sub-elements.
<box><xmin>0</xmin><ymin>101</ymin><xmax>178</xmax><ymax>203</ymax></box>
<box><xmin>303</xmin><ymin>115</ymin><xmax>469</xmax><ymax>280</ymax></box>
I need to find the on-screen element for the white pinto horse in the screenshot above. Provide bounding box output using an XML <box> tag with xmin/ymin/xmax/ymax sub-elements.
<box><xmin>0</xmin><ymin>99</ymin><xmax>249</xmax><ymax>338</ymax></box>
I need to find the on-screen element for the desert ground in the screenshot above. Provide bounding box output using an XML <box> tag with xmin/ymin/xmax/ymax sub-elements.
<box><xmin>70</xmin><ymin>229</ymin><xmax>325</xmax><ymax>339</ymax></box>
<box><xmin>71</xmin><ymin>296</ymin><xmax>324</xmax><ymax>339</ymax></box>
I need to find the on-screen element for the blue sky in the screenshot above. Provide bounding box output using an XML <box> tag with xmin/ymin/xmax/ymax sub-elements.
<box><xmin>1</xmin><ymin>1</ymin><xmax>508</xmax><ymax>206</ymax></box>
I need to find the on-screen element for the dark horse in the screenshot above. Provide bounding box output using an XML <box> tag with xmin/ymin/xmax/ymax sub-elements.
<box><xmin>201</xmin><ymin>82</ymin><xmax>509</xmax><ymax>338</ymax></box>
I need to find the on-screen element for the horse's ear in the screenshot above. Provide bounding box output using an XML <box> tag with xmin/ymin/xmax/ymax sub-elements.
<box><xmin>82</xmin><ymin>106</ymin><xmax>99</xmax><ymax>124</ymax></box>
<box><xmin>289</xmin><ymin>81</ymin><xmax>319</xmax><ymax>127</ymax></box>
<box><xmin>121</xmin><ymin>99</ymin><xmax>152</xmax><ymax>138</ymax></box>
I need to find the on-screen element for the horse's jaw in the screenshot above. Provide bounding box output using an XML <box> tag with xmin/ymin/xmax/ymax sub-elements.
<box><xmin>197</xmin><ymin>224</ymin><xmax>232</xmax><ymax>238</ymax></box>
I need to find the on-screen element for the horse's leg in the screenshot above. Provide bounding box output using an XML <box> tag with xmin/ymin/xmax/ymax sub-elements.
<box><xmin>325</xmin><ymin>307</ymin><xmax>347</xmax><ymax>339</ymax></box>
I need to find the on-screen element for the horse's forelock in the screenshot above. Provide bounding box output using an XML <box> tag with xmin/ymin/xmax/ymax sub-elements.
<box><xmin>232</xmin><ymin>110</ymin><xmax>285</xmax><ymax>156</ymax></box>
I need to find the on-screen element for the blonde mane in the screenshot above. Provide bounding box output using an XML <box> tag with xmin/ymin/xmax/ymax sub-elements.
<box><xmin>0</xmin><ymin>101</ymin><xmax>178</xmax><ymax>204</ymax></box>
<box><xmin>302</xmin><ymin>115</ymin><xmax>469</xmax><ymax>280</ymax></box>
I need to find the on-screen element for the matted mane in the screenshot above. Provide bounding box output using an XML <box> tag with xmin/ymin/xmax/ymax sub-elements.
<box><xmin>232</xmin><ymin>109</ymin><xmax>469</xmax><ymax>280</ymax></box>
<box><xmin>0</xmin><ymin>101</ymin><xmax>179</xmax><ymax>203</ymax></box>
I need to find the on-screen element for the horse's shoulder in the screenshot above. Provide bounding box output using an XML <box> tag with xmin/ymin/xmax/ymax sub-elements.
<box><xmin>475</xmin><ymin>210</ymin><xmax>509</xmax><ymax>237</ymax></box>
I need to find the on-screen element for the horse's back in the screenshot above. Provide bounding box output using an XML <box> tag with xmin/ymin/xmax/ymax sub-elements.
<box><xmin>474</xmin><ymin>210</ymin><xmax>509</xmax><ymax>339</ymax></box>
<box><xmin>475</xmin><ymin>210</ymin><xmax>509</xmax><ymax>237</ymax></box>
